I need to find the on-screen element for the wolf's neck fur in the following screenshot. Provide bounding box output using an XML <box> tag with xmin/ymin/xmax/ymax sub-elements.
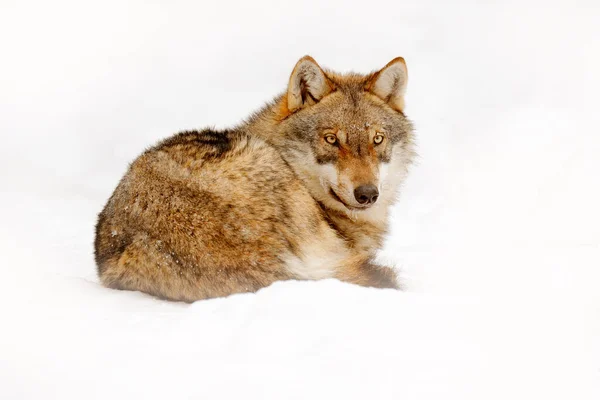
<box><xmin>321</xmin><ymin>205</ymin><xmax>389</xmax><ymax>255</ymax></box>
<box><xmin>240</xmin><ymin>97</ymin><xmax>390</xmax><ymax>256</ymax></box>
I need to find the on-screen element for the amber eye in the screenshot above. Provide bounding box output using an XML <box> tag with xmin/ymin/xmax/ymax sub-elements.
<box><xmin>324</xmin><ymin>134</ymin><xmax>337</xmax><ymax>145</ymax></box>
<box><xmin>373</xmin><ymin>134</ymin><xmax>385</xmax><ymax>145</ymax></box>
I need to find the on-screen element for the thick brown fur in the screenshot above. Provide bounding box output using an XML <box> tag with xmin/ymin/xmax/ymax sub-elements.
<box><xmin>95</xmin><ymin>56</ymin><xmax>415</xmax><ymax>302</ymax></box>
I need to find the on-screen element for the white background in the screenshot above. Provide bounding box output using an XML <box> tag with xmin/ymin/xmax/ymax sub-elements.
<box><xmin>1</xmin><ymin>0</ymin><xmax>599</xmax><ymax>398</ymax></box>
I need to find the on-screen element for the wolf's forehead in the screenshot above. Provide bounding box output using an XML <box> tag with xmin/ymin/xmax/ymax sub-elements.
<box><xmin>322</xmin><ymin>96</ymin><xmax>374</xmax><ymax>120</ymax></box>
<box><xmin>326</xmin><ymin>104</ymin><xmax>386</xmax><ymax>132</ymax></box>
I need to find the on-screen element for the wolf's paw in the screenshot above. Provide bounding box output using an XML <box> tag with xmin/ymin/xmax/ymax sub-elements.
<box><xmin>368</xmin><ymin>266</ymin><xmax>400</xmax><ymax>290</ymax></box>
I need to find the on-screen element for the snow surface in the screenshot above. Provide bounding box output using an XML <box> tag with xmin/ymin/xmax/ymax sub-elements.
<box><xmin>1</xmin><ymin>0</ymin><xmax>599</xmax><ymax>398</ymax></box>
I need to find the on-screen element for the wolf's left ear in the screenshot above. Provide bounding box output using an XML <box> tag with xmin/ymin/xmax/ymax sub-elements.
<box><xmin>287</xmin><ymin>56</ymin><xmax>334</xmax><ymax>113</ymax></box>
<box><xmin>366</xmin><ymin>57</ymin><xmax>408</xmax><ymax>112</ymax></box>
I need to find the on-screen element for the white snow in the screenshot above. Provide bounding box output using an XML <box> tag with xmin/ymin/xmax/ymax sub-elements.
<box><xmin>1</xmin><ymin>0</ymin><xmax>599</xmax><ymax>399</ymax></box>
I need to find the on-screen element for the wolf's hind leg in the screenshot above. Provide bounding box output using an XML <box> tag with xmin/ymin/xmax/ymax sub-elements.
<box><xmin>98</xmin><ymin>234</ymin><xmax>291</xmax><ymax>302</ymax></box>
<box><xmin>98</xmin><ymin>234</ymin><xmax>198</xmax><ymax>301</ymax></box>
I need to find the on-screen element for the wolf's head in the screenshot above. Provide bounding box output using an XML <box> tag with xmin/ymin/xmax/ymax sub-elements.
<box><xmin>270</xmin><ymin>56</ymin><xmax>415</xmax><ymax>220</ymax></box>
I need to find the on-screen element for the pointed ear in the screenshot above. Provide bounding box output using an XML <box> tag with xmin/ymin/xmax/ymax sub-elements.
<box><xmin>366</xmin><ymin>57</ymin><xmax>408</xmax><ymax>112</ymax></box>
<box><xmin>287</xmin><ymin>56</ymin><xmax>334</xmax><ymax>113</ymax></box>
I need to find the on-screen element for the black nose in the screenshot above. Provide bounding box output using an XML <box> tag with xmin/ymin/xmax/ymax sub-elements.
<box><xmin>354</xmin><ymin>184</ymin><xmax>379</xmax><ymax>205</ymax></box>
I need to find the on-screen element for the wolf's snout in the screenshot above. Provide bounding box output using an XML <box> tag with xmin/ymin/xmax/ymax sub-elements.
<box><xmin>354</xmin><ymin>184</ymin><xmax>379</xmax><ymax>205</ymax></box>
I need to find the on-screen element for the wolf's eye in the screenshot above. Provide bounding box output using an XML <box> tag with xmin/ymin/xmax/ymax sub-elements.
<box><xmin>324</xmin><ymin>134</ymin><xmax>337</xmax><ymax>145</ymax></box>
<box><xmin>373</xmin><ymin>134</ymin><xmax>385</xmax><ymax>145</ymax></box>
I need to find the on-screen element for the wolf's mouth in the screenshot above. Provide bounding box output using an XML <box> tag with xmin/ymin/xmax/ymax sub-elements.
<box><xmin>329</xmin><ymin>188</ymin><xmax>368</xmax><ymax>211</ymax></box>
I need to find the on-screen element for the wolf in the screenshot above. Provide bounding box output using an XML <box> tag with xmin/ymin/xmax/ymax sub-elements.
<box><xmin>94</xmin><ymin>56</ymin><xmax>415</xmax><ymax>302</ymax></box>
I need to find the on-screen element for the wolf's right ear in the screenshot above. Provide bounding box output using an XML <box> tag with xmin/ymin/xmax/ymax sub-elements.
<box><xmin>287</xmin><ymin>56</ymin><xmax>334</xmax><ymax>113</ymax></box>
